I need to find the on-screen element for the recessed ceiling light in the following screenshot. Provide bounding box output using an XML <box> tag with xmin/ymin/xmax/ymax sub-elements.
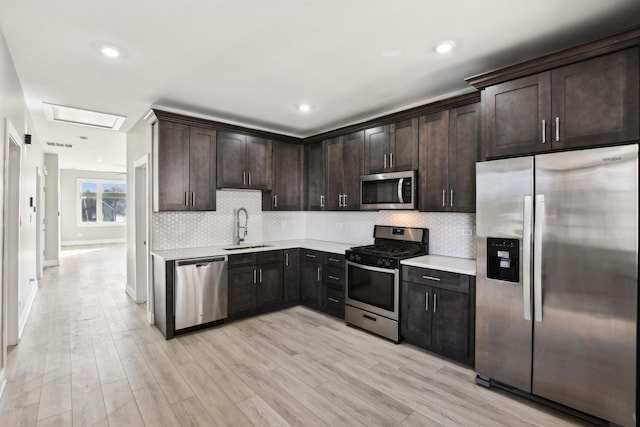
<box><xmin>298</xmin><ymin>104</ymin><xmax>311</xmax><ymax>112</ymax></box>
<box><xmin>433</xmin><ymin>41</ymin><xmax>455</xmax><ymax>54</ymax></box>
<box><xmin>101</xmin><ymin>46</ymin><xmax>120</xmax><ymax>58</ymax></box>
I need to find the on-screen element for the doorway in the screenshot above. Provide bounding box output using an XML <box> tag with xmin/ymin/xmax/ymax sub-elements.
<box><xmin>36</xmin><ymin>168</ymin><xmax>43</xmax><ymax>281</ymax></box>
<box><xmin>134</xmin><ymin>154</ymin><xmax>151</xmax><ymax>323</ymax></box>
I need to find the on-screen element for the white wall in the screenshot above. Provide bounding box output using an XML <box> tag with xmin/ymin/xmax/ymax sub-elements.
<box><xmin>0</xmin><ymin>27</ymin><xmax>45</xmax><ymax>350</ymax></box>
<box><xmin>60</xmin><ymin>169</ymin><xmax>126</xmax><ymax>245</ymax></box>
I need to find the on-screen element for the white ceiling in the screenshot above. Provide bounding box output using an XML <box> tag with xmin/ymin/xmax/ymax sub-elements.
<box><xmin>1</xmin><ymin>0</ymin><xmax>639</xmax><ymax>173</ymax></box>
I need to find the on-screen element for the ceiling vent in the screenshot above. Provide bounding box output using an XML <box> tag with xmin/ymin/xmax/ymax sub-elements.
<box><xmin>46</xmin><ymin>142</ymin><xmax>74</xmax><ymax>148</ymax></box>
<box><xmin>43</xmin><ymin>102</ymin><xmax>126</xmax><ymax>131</ymax></box>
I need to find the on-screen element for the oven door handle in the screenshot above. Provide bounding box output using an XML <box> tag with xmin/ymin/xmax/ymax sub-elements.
<box><xmin>397</xmin><ymin>178</ymin><xmax>405</xmax><ymax>204</ymax></box>
<box><xmin>346</xmin><ymin>260</ymin><xmax>397</xmax><ymax>274</ymax></box>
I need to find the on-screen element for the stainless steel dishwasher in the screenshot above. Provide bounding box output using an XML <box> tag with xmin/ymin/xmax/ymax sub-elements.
<box><xmin>174</xmin><ymin>256</ymin><xmax>228</xmax><ymax>331</ymax></box>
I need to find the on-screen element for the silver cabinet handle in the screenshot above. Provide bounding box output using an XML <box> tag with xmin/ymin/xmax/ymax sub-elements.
<box><xmin>442</xmin><ymin>189</ymin><xmax>446</xmax><ymax>207</ymax></box>
<box><xmin>259</xmin><ymin>268</ymin><xmax>262</xmax><ymax>283</ymax></box>
<box><xmin>434</xmin><ymin>294</ymin><xmax>437</xmax><ymax>313</ymax></box>
<box><xmin>285</xmin><ymin>252</ymin><xmax>289</xmax><ymax>266</ymax></box>
<box><xmin>383</xmin><ymin>153</ymin><xmax>387</xmax><ymax>169</ymax></box>
<box><xmin>248</xmin><ymin>172</ymin><xmax>252</xmax><ymax>186</ymax></box>
<box><xmin>191</xmin><ymin>192</ymin><xmax>195</xmax><ymax>207</ymax></box>
<box><xmin>422</xmin><ymin>275</ymin><xmax>440</xmax><ymax>281</ymax></box>
<box><xmin>541</xmin><ymin>119</ymin><xmax>546</xmax><ymax>144</ymax></box>
<box><xmin>328</xmin><ymin>297</ymin><xmax>339</xmax><ymax>303</ymax></box>
<box><xmin>328</xmin><ymin>257</ymin><xmax>340</xmax><ymax>263</ymax></box>
<box><xmin>343</xmin><ymin>194</ymin><xmax>347</xmax><ymax>208</ymax></box>
<box><xmin>243</xmin><ymin>172</ymin><xmax>246</xmax><ymax>185</ymax></box>
<box><xmin>555</xmin><ymin>117</ymin><xmax>560</xmax><ymax>142</ymax></box>
<box><xmin>317</xmin><ymin>267</ymin><xmax>321</xmax><ymax>282</ymax></box>
<box><xmin>390</xmin><ymin>152</ymin><xmax>394</xmax><ymax>169</ymax></box>
<box><xmin>320</xmin><ymin>195</ymin><xmax>325</xmax><ymax>208</ymax></box>
<box><xmin>253</xmin><ymin>269</ymin><xmax>257</xmax><ymax>284</ymax></box>
<box><xmin>523</xmin><ymin>195</ymin><xmax>533</xmax><ymax>321</ymax></box>
<box><xmin>425</xmin><ymin>291</ymin><xmax>429</xmax><ymax>312</ymax></box>
<box><xmin>328</xmin><ymin>275</ymin><xmax>340</xmax><ymax>281</ymax></box>
<box><xmin>534</xmin><ymin>194</ymin><xmax>545</xmax><ymax>322</ymax></box>
<box><xmin>450</xmin><ymin>189</ymin><xmax>454</xmax><ymax>208</ymax></box>
<box><xmin>184</xmin><ymin>192</ymin><xmax>188</xmax><ymax>207</ymax></box>
<box><xmin>273</xmin><ymin>195</ymin><xmax>277</xmax><ymax>208</ymax></box>
<box><xmin>305</xmin><ymin>254</ymin><xmax>316</xmax><ymax>258</ymax></box>
<box><xmin>338</xmin><ymin>194</ymin><xmax>342</xmax><ymax>207</ymax></box>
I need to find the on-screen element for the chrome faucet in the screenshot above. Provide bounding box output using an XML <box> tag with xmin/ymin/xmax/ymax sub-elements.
<box><xmin>235</xmin><ymin>207</ymin><xmax>248</xmax><ymax>245</ymax></box>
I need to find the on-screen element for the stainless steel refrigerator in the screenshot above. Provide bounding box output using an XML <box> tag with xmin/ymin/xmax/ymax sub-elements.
<box><xmin>476</xmin><ymin>144</ymin><xmax>638</xmax><ymax>426</ymax></box>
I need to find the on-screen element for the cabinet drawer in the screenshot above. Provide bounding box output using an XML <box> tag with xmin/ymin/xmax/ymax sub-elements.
<box><xmin>324</xmin><ymin>253</ymin><xmax>345</xmax><ymax>267</ymax></box>
<box><xmin>229</xmin><ymin>253</ymin><xmax>256</xmax><ymax>267</ymax></box>
<box><xmin>324</xmin><ymin>266</ymin><xmax>344</xmax><ymax>290</ymax></box>
<box><xmin>302</xmin><ymin>249</ymin><xmax>323</xmax><ymax>261</ymax></box>
<box><xmin>256</xmin><ymin>250</ymin><xmax>283</xmax><ymax>264</ymax></box>
<box><xmin>402</xmin><ymin>266</ymin><xmax>470</xmax><ymax>294</ymax></box>
<box><xmin>323</xmin><ymin>287</ymin><xmax>345</xmax><ymax>319</ymax></box>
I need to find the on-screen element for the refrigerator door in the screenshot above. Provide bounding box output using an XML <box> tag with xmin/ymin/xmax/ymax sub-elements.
<box><xmin>476</xmin><ymin>156</ymin><xmax>534</xmax><ymax>393</ymax></box>
<box><xmin>533</xmin><ymin>145</ymin><xmax>638</xmax><ymax>426</ymax></box>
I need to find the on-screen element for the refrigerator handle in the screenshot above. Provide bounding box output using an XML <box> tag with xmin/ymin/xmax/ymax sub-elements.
<box><xmin>533</xmin><ymin>194</ymin><xmax>545</xmax><ymax>322</ymax></box>
<box><xmin>522</xmin><ymin>196</ymin><xmax>533</xmax><ymax>321</ymax></box>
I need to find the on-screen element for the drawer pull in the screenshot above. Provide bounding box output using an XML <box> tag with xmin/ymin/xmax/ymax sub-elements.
<box><xmin>363</xmin><ymin>314</ymin><xmax>377</xmax><ymax>322</ymax></box>
<box><xmin>305</xmin><ymin>254</ymin><xmax>317</xmax><ymax>258</ymax></box>
<box><xmin>328</xmin><ymin>257</ymin><xmax>341</xmax><ymax>263</ymax></box>
<box><xmin>422</xmin><ymin>275</ymin><xmax>441</xmax><ymax>282</ymax></box>
<box><xmin>328</xmin><ymin>275</ymin><xmax>340</xmax><ymax>281</ymax></box>
<box><xmin>328</xmin><ymin>297</ymin><xmax>340</xmax><ymax>303</ymax></box>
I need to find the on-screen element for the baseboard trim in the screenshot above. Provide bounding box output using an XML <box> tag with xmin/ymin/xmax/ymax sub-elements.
<box><xmin>43</xmin><ymin>259</ymin><xmax>59</xmax><ymax>267</ymax></box>
<box><xmin>62</xmin><ymin>238</ymin><xmax>126</xmax><ymax>247</ymax></box>
<box><xmin>18</xmin><ymin>283</ymin><xmax>38</xmax><ymax>339</ymax></box>
<box><xmin>0</xmin><ymin>369</ymin><xmax>6</xmax><ymax>401</ymax></box>
<box><xmin>125</xmin><ymin>284</ymin><xmax>136</xmax><ymax>301</ymax></box>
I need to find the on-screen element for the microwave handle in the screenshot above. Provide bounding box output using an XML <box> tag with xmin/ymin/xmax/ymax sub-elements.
<box><xmin>397</xmin><ymin>178</ymin><xmax>404</xmax><ymax>203</ymax></box>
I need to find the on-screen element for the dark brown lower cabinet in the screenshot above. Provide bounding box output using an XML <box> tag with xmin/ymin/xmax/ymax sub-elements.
<box><xmin>300</xmin><ymin>250</ymin><xmax>323</xmax><ymax>308</ymax></box>
<box><xmin>300</xmin><ymin>250</ymin><xmax>345</xmax><ymax>319</ymax></box>
<box><xmin>227</xmin><ymin>251</ymin><xmax>283</xmax><ymax>316</ymax></box>
<box><xmin>283</xmin><ymin>249</ymin><xmax>300</xmax><ymax>302</ymax></box>
<box><xmin>401</xmin><ymin>266</ymin><xmax>475</xmax><ymax>366</ymax></box>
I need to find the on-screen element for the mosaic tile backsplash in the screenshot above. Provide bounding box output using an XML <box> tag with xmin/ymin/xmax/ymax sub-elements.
<box><xmin>153</xmin><ymin>190</ymin><xmax>476</xmax><ymax>259</ymax></box>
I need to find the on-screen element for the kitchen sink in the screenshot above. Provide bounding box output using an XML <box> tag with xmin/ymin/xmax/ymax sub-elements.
<box><xmin>223</xmin><ymin>244</ymin><xmax>271</xmax><ymax>251</ymax></box>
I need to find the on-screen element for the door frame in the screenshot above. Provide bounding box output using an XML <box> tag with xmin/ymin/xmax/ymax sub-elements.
<box><xmin>133</xmin><ymin>154</ymin><xmax>152</xmax><ymax>323</ymax></box>
<box><xmin>3</xmin><ymin>119</ymin><xmax>23</xmax><ymax>354</ymax></box>
<box><xmin>35</xmin><ymin>167</ymin><xmax>43</xmax><ymax>281</ymax></box>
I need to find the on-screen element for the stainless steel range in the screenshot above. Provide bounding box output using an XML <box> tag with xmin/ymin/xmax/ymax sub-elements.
<box><xmin>345</xmin><ymin>225</ymin><xmax>428</xmax><ymax>342</ymax></box>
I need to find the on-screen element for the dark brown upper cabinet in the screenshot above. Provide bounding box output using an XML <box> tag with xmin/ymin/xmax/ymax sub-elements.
<box><xmin>364</xmin><ymin>119</ymin><xmax>418</xmax><ymax>174</ymax></box>
<box><xmin>483</xmin><ymin>48</ymin><xmax>639</xmax><ymax>159</ymax></box>
<box><xmin>153</xmin><ymin>120</ymin><xmax>217</xmax><ymax>211</ymax></box>
<box><xmin>419</xmin><ymin>103</ymin><xmax>479</xmax><ymax>213</ymax></box>
<box><xmin>217</xmin><ymin>131</ymin><xmax>272</xmax><ymax>190</ymax></box>
<box><xmin>325</xmin><ymin>131</ymin><xmax>364</xmax><ymax>210</ymax></box>
<box><xmin>305</xmin><ymin>141</ymin><xmax>325</xmax><ymax>210</ymax></box>
<box><xmin>263</xmin><ymin>141</ymin><xmax>303</xmax><ymax>211</ymax></box>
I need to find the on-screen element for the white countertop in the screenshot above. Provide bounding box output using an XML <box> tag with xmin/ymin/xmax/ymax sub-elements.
<box><xmin>151</xmin><ymin>239</ymin><xmax>355</xmax><ymax>261</ymax></box>
<box><xmin>401</xmin><ymin>255</ymin><xmax>476</xmax><ymax>276</ymax></box>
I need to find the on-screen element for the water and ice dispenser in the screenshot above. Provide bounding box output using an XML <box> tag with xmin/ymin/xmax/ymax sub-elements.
<box><xmin>486</xmin><ymin>238</ymin><xmax>519</xmax><ymax>282</ymax></box>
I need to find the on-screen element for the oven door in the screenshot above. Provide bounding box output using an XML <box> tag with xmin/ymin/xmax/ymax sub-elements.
<box><xmin>345</xmin><ymin>260</ymin><xmax>399</xmax><ymax>320</ymax></box>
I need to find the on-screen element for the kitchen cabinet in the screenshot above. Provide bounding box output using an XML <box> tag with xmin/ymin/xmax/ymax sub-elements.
<box><xmin>305</xmin><ymin>141</ymin><xmax>325</xmax><ymax>210</ymax></box>
<box><xmin>325</xmin><ymin>131</ymin><xmax>364</xmax><ymax>210</ymax></box>
<box><xmin>283</xmin><ymin>249</ymin><xmax>300</xmax><ymax>302</ymax></box>
<box><xmin>153</xmin><ymin>120</ymin><xmax>217</xmax><ymax>211</ymax></box>
<box><xmin>263</xmin><ymin>141</ymin><xmax>303</xmax><ymax>211</ymax></box>
<box><xmin>300</xmin><ymin>250</ymin><xmax>345</xmax><ymax>318</ymax></box>
<box><xmin>300</xmin><ymin>249</ymin><xmax>323</xmax><ymax>308</ymax></box>
<box><xmin>401</xmin><ymin>266</ymin><xmax>475</xmax><ymax>366</ymax></box>
<box><xmin>419</xmin><ymin>103</ymin><xmax>479</xmax><ymax>212</ymax></box>
<box><xmin>483</xmin><ymin>48</ymin><xmax>639</xmax><ymax>158</ymax></box>
<box><xmin>227</xmin><ymin>251</ymin><xmax>283</xmax><ymax>316</ymax></box>
<box><xmin>364</xmin><ymin>119</ymin><xmax>418</xmax><ymax>174</ymax></box>
<box><xmin>217</xmin><ymin>131</ymin><xmax>272</xmax><ymax>190</ymax></box>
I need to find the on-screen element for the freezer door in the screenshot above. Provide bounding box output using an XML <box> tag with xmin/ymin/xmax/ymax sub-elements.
<box><xmin>533</xmin><ymin>145</ymin><xmax>638</xmax><ymax>426</ymax></box>
<box><xmin>476</xmin><ymin>156</ymin><xmax>534</xmax><ymax>393</ymax></box>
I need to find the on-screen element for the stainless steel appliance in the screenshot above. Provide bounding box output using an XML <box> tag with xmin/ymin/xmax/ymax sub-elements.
<box><xmin>174</xmin><ymin>256</ymin><xmax>228</xmax><ymax>331</ymax></box>
<box><xmin>360</xmin><ymin>170</ymin><xmax>417</xmax><ymax>210</ymax></box>
<box><xmin>476</xmin><ymin>145</ymin><xmax>638</xmax><ymax>426</ymax></box>
<box><xmin>346</xmin><ymin>225</ymin><xmax>428</xmax><ymax>342</ymax></box>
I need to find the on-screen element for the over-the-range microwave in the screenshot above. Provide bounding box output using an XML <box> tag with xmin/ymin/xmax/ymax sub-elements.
<box><xmin>360</xmin><ymin>170</ymin><xmax>417</xmax><ymax>210</ymax></box>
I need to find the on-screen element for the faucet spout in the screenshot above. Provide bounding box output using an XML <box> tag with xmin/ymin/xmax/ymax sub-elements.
<box><xmin>236</xmin><ymin>208</ymin><xmax>248</xmax><ymax>245</ymax></box>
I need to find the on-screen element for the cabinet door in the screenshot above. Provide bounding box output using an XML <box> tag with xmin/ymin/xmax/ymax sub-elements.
<box><xmin>257</xmin><ymin>262</ymin><xmax>283</xmax><ymax>307</ymax></box>
<box><xmin>552</xmin><ymin>48</ymin><xmax>639</xmax><ymax>150</ymax></box>
<box><xmin>325</xmin><ymin>137</ymin><xmax>344</xmax><ymax>210</ymax></box>
<box><xmin>432</xmin><ymin>288</ymin><xmax>469</xmax><ymax>362</ymax></box>
<box><xmin>364</xmin><ymin>125</ymin><xmax>390</xmax><ymax>174</ymax></box>
<box><xmin>305</xmin><ymin>142</ymin><xmax>325</xmax><ymax>210</ymax></box>
<box><xmin>484</xmin><ymin>73</ymin><xmax>551</xmax><ymax>158</ymax></box>
<box><xmin>419</xmin><ymin>111</ymin><xmax>450</xmax><ymax>212</ymax></box>
<box><xmin>323</xmin><ymin>287</ymin><xmax>345</xmax><ymax>319</ymax></box>
<box><xmin>156</xmin><ymin>121</ymin><xmax>190</xmax><ymax>211</ymax></box>
<box><xmin>270</xmin><ymin>142</ymin><xmax>303</xmax><ymax>210</ymax></box>
<box><xmin>228</xmin><ymin>266</ymin><xmax>257</xmax><ymax>315</ymax></box>
<box><xmin>189</xmin><ymin>126</ymin><xmax>217</xmax><ymax>211</ymax></box>
<box><xmin>448</xmin><ymin>104</ymin><xmax>479</xmax><ymax>213</ymax></box>
<box><xmin>390</xmin><ymin>118</ymin><xmax>418</xmax><ymax>172</ymax></box>
<box><xmin>400</xmin><ymin>281</ymin><xmax>431</xmax><ymax>348</ymax></box>
<box><xmin>300</xmin><ymin>256</ymin><xmax>322</xmax><ymax>308</ymax></box>
<box><xmin>217</xmin><ymin>132</ymin><xmax>247</xmax><ymax>188</ymax></box>
<box><xmin>246</xmin><ymin>136</ymin><xmax>272</xmax><ymax>190</ymax></box>
<box><xmin>342</xmin><ymin>131</ymin><xmax>364</xmax><ymax>210</ymax></box>
<box><xmin>283</xmin><ymin>249</ymin><xmax>300</xmax><ymax>302</ymax></box>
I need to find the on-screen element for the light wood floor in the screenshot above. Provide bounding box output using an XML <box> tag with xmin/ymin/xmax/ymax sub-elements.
<box><xmin>0</xmin><ymin>244</ymin><xmax>590</xmax><ymax>426</ymax></box>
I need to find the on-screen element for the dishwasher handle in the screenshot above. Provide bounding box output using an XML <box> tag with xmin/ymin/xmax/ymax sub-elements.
<box><xmin>176</xmin><ymin>256</ymin><xmax>227</xmax><ymax>267</ymax></box>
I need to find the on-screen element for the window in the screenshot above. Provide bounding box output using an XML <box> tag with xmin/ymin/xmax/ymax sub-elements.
<box><xmin>78</xmin><ymin>179</ymin><xmax>126</xmax><ymax>225</ymax></box>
